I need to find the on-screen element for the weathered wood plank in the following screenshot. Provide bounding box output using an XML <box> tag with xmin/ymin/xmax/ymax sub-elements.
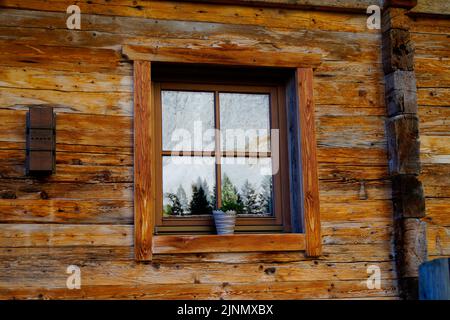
<box><xmin>153</xmin><ymin>234</ymin><xmax>305</xmax><ymax>254</ymax></box>
<box><xmin>0</xmin><ymin>1</ymin><xmax>378</xmax><ymax>32</ymax></box>
<box><xmin>420</xmin><ymin>136</ymin><xmax>450</xmax><ymax>164</ymax></box>
<box><xmin>0</xmin><ymin>41</ymin><xmax>125</xmax><ymax>73</ymax></box>
<box><xmin>123</xmin><ymin>44</ymin><xmax>322</xmax><ymax>68</ymax></box>
<box><xmin>297</xmin><ymin>68</ymin><xmax>321</xmax><ymax>257</ymax></box>
<box><xmin>2</xmin><ymin>224</ymin><xmax>397</xmax><ymax>252</ymax></box>
<box><xmin>410</xmin><ymin>0</ymin><xmax>450</xmax><ymax>16</ymax></box>
<box><xmin>0</xmin><ymin>66</ymin><xmax>132</xmax><ymax>93</ymax></box>
<box><xmin>172</xmin><ymin>0</ymin><xmax>383</xmax><ymax>12</ymax></box>
<box><xmin>0</xmin><ymin>242</ymin><xmax>394</xmax><ymax>264</ymax></box>
<box><xmin>0</xmin><ymin>258</ymin><xmax>396</xmax><ymax>288</ymax></box>
<box><xmin>0</xmin><ymin>224</ymin><xmax>133</xmax><ymax>247</ymax></box>
<box><xmin>0</xmin><ymin>199</ymin><xmax>133</xmax><ymax>224</ymax></box>
<box><xmin>424</xmin><ymin>199</ymin><xmax>450</xmax><ymax>227</ymax></box>
<box><xmin>0</xmin><ymin>279</ymin><xmax>398</xmax><ymax>300</ymax></box>
<box><xmin>133</xmin><ymin>60</ymin><xmax>154</xmax><ymax>261</ymax></box>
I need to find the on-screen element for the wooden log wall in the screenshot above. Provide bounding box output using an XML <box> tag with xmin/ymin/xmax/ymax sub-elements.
<box><xmin>0</xmin><ymin>0</ymin><xmax>447</xmax><ymax>299</ymax></box>
<box><xmin>409</xmin><ymin>11</ymin><xmax>450</xmax><ymax>268</ymax></box>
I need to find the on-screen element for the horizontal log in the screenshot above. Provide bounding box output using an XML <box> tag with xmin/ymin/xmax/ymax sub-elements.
<box><xmin>0</xmin><ymin>199</ymin><xmax>133</xmax><ymax>224</ymax></box>
<box><xmin>0</xmin><ymin>87</ymin><xmax>132</xmax><ymax>116</ymax></box>
<box><xmin>417</xmin><ymin>88</ymin><xmax>450</xmax><ymax>106</ymax></box>
<box><xmin>415</xmin><ymin>58</ymin><xmax>450</xmax><ymax>89</ymax></box>
<box><xmin>410</xmin><ymin>0</ymin><xmax>450</xmax><ymax>16</ymax></box>
<box><xmin>322</xmin><ymin>221</ymin><xmax>393</xmax><ymax>245</ymax></box>
<box><xmin>419</xmin><ymin>107</ymin><xmax>450</xmax><ymax>136</ymax></box>
<box><xmin>317</xmin><ymin>115</ymin><xmax>386</xmax><ymax>149</ymax></box>
<box><xmin>320</xmin><ymin>200</ymin><xmax>393</xmax><ymax>223</ymax></box>
<box><xmin>421</xmin><ymin>164</ymin><xmax>450</xmax><ymax>198</ymax></box>
<box><xmin>424</xmin><ymin>199</ymin><xmax>450</xmax><ymax>227</ymax></box>
<box><xmin>0</xmin><ymin>179</ymin><xmax>133</xmax><ymax>201</ymax></box>
<box><xmin>0</xmin><ymin>41</ymin><xmax>125</xmax><ymax>73</ymax></box>
<box><xmin>173</xmin><ymin>0</ymin><xmax>383</xmax><ymax>12</ymax></box>
<box><xmin>123</xmin><ymin>44</ymin><xmax>322</xmax><ymax>68</ymax></box>
<box><xmin>0</xmin><ymin>66</ymin><xmax>132</xmax><ymax>93</ymax></box>
<box><xmin>409</xmin><ymin>16</ymin><xmax>450</xmax><ymax>34</ymax></box>
<box><xmin>0</xmin><ymin>224</ymin><xmax>133</xmax><ymax>247</ymax></box>
<box><xmin>0</xmin><ymin>256</ymin><xmax>396</xmax><ymax>287</ymax></box>
<box><xmin>0</xmin><ymin>221</ymin><xmax>393</xmax><ymax>248</ymax></box>
<box><xmin>153</xmin><ymin>234</ymin><xmax>305</xmax><ymax>254</ymax></box>
<box><xmin>0</xmin><ymin>110</ymin><xmax>133</xmax><ymax>146</ymax></box>
<box><xmin>0</xmin><ymin>242</ymin><xmax>394</xmax><ymax>264</ymax></box>
<box><xmin>0</xmin><ymin>279</ymin><xmax>398</xmax><ymax>300</ymax></box>
<box><xmin>0</xmin><ymin>1</ymin><xmax>379</xmax><ymax>33</ymax></box>
<box><xmin>420</xmin><ymin>136</ymin><xmax>450</xmax><ymax>164</ymax></box>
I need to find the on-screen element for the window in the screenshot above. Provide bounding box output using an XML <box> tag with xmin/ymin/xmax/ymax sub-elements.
<box><xmin>130</xmin><ymin>53</ymin><xmax>321</xmax><ymax>261</ymax></box>
<box><xmin>153</xmin><ymin>81</ymin><xmax>291</xmax><ymax>234</ymax></box>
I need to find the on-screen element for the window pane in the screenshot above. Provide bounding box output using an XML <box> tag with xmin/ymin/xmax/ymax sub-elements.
<box><xmin>221</xmin><ymin>157</ymin><xmax>273</xmax><ymax>216</ymax></box>
<box><xmin>162</xmin><ymin>91</ymin><xmax>215</xmax><ymax>151</ymax></box>
<box><xmin>163</xmin><ymin>156</ymin><xmax>215</xmax><ymax>216</ymax></box>
<box><xmin>220</xmin><ymin>93</ymin><xmax>271</xmax><ymax>153</ymax></box>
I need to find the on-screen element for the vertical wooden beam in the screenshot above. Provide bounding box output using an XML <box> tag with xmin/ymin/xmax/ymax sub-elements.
<box><xmin>134</xmin><ymin>60</ymin><xmax>154</xmax><ymax>261</ymax></box>
<box><xmin>382</xmin><ymin>1</ymin><xmax>426</xmax><ymax>300</ymax></box>
<box><xmin>297</xmin><ymin>68</ymin><xmax>321</xmax><ymax>257</ymax></box>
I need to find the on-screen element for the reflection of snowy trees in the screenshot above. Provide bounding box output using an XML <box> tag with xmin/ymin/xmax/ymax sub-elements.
<box><xmin>189</xmin><ymin>178</ymin><xmax>212</xmax><ymax>215</ymax></box>
<box><xmin>164</xmin><ymin>174</ymin><xmax>273</xmax><ymax>216</ymax></box>
<box><xmin>260</xmin><ymin>175</ymin><xmax>273</xmax><ymax>214</ymax></box>
<box><xmin>241</xmin><ymin>180</ymin><xmax>262</xmax><ymax>214</ymax></box>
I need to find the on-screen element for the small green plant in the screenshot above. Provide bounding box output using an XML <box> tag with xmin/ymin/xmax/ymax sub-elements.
<box><xmin>219</xmin><ymin>202</ymin><xmax>240</xmax><ymax>214</ymax></box>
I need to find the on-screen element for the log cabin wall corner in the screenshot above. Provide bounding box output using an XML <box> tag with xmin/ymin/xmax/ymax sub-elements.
<box><xmin>0</xmin><ymin>0</ymin><xmax>449</xmax><ymax>300</ymax></box>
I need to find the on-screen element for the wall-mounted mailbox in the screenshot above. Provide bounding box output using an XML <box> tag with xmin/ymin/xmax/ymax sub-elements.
<box><xmin>26</xmin><ymin>106</ymin><xmax>56</xmax><ymax>175</ymax></box>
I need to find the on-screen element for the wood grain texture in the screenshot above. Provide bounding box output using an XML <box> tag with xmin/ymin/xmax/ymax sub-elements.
<box><xmin>133</xmin><ymin>60</ymin><xmax>154</xmax><ymax>261</ymax></box>
<box><xmin>0</xmin><ymin>1</ymin><xmax>404</xmax><ymax>300</ymax></box>
<box><xmin>123</xmin><ymin>44</ymin><xmax>322</xmax><ymax>68</ymax></box>
<box><xmin>171</xmin><ymin>0</ymin><xmax>383</xmax><ymax>12</ymax></box>
<box><xmin>297</xmin><ymin>68</ymin><xmax>321</xmax><ymax>257</ymax></box>
<box><xmin>153</xmin><ymin>234</ymin><xmax>306</xmax><ymax>254</ymax></box>
<box><xmin>410</xmin><ymin>0</ymin><xmax>450</xmax><ymax>16</ymax></box>
<box><xmin>412</xmin><ymin>16</ymin><xmax>450</xmax><ymax>263</ymax></box>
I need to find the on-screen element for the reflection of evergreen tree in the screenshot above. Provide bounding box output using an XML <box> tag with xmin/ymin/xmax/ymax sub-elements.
<box><xmin>241</xmin><ymin>180</ymin><xmax>261</xmax><ymax>214</ymax></box>
<box><xmin>221</xmin><ymin>174</ymin><xmax>244</xmax><ymax>213</ymax></box>
<box><xmin>176</xmin><ymin>185</ymin><xmax>189</xmax><ymax>215</ymax></box>
<box><xmin>260</xmin><ymin>175</ymin><xmax>273</xmax><ymax>214</ymax></box>
<box><xmin>201</xmin><ymin>178</ymin><xmax>211</xmax><ymax>203</ymax></box>
<box><xmin>166</xmin><ymin>193</ymin><xmax>183</xmax><ymax>216</ymax></box>
<box><xmin>189</xmin><ymin>181</ymin><xmax>212</xmax><ymax>215</ymax></box>
<box><xmin>210</xmin><ymin>184</ymin><xmax>217</xmax><ymax>209</ymax></box>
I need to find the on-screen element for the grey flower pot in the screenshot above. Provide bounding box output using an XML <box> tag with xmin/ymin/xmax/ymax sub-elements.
<box><xmin>213</xmin><ymin>210</ymin><xmax>236</xmax><ymax>235</ymax></box>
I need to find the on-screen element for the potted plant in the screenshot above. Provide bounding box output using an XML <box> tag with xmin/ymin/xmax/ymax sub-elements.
<box><xmin>213</xmin><ymin>202</ymin><xmax>239</xmax><ymax>235</ymax></box>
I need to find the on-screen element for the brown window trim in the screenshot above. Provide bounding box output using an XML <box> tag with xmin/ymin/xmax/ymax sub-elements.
<box><xmin>132</xmin><ymin>54</ymin><xmax>321</xmax><ymax>261</ymax></box>
<box><xmin>153</xmin><ymin>82</ymin><xmax>290</xmax><ymax>234</ymax></box>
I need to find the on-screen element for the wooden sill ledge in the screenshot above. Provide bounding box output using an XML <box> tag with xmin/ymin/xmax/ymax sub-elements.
<box><xmin>153</xmin><ymin>233</ymin><xmax>305</xmax><ymax>254</ymax></box>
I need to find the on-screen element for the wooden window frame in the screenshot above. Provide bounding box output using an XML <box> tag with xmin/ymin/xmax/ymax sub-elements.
<box><xmin>153</xmin><ymin>82</ymin><xmax>290</xmax><ymax>234</ymax></box>
<box><xmin>130</xmin><ymin>47</ymin><xmax>321</xmax><ymax>261</ymax></box>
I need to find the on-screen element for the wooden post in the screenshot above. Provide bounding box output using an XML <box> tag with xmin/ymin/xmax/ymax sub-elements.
<box><xmin>297</xmin><ymin>68</ymin><xmax>321</xmax><ymax>257</ymax></box>
<box><xmin>382</xmin><ymin>1</ymin><xmax>426</xmax><ymax>299</ymax></box>
<box><xmin>133</xmin><ymin>60</ymin><xmax>154</xmax><ymax>261</ymax></box>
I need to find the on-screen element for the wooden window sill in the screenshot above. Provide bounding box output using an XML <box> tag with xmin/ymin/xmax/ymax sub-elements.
<box><xmin>152</xmin><ymin>233</ymin><xmax>305</xmax><ymax>254</ymax></box>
